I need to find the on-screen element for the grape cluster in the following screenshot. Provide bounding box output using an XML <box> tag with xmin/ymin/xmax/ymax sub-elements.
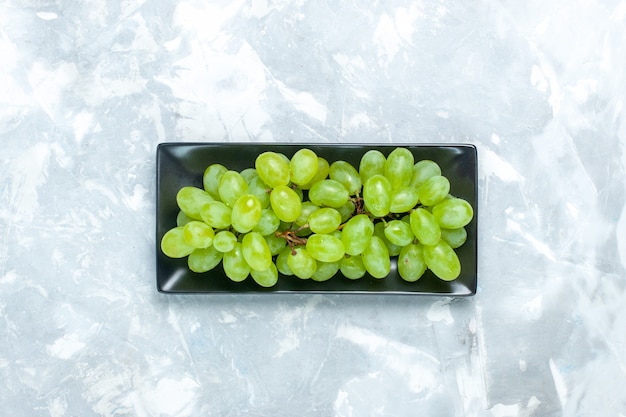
<box><xmin>160</xmin><ymin>147</ymin><xmax>474</xmax><ymax>287</ymax></box>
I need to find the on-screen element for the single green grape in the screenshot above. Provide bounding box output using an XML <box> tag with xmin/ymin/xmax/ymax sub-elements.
<box><xmin>411</xmin><ymin>160</ymin><xmax>441</xmax><ymax>188</ymax></box>
<box><xmin>340</xmin><ymin>255</ymin><xmax>366</xmax><ymax>280</ymax></box>
<box><xmin>187</xmin><ymin>246</ymin><xmax>223</xmax><ymax>273</ymax></box>
<box><xmin>287</xmin><ymin>246</ymin><xmax>317</xmax><ymax>279</ymax></box>
<box><xmin>341</xmin><ymin>214</ymin><xmax>374</xmax><ymax>256</ymax></box>
<box><xmin>389</xmin><ymin>187</ymin><xmax>420</xmax><ymax>213</ymax></box>
<box><xmin>362</xmin><ymin>236</ymin><xmax>391</xmax><ymax>278</ymax></box>
<box><xmin>253</xmin><ymin>208</ymin><xmax>281</xmax><ymax>236</ymax></box>
<box><xmin>308</xmin><ymin>208</ymin><xmax>342</xmax><ymax>234</ymax></box>
<box><xmin>384</xmin><ymin>147</ymin><xmax>414</xmax><ymax>190</ymax></box>
<box><xmin>418</xmin><ymin>175</ymin><xmax>450</xmax><ymax>206</ymax></box>
<box><xmin>383</xmin><ymin>220</ymin><xmax>414</xmax><ymax>247</ymax></box>
<box><xmin>440</xmin><ymin>227</ymin><xmax>467</xmax><ymax>249</ymax></box>
<box><xmin>308</xmin><ymin>179</ymin><xmax>349</xmax><ymax>208</ymax></box>
<box><xmin>231</xmin><ymin>194</ymin><xmax>262</xmax><ymax>233</ymax></box>
<box><xmin>363</xmin><ymin>174</ymin><xmax>391</xmax><ymax>217</ymax></box>
<box><xmin>239</xmin><ymin>167</ymin><xmax>258</xmax><ymax>184</ymax></box>
<box><xmin>329</xmin><ymin>161</ymin><xmax>362</xmax><ymax>195</ymax></box>
<box><xmin>176</xmin><ymin>186</ymin><xmax>214</xmax><ymax>219</ymax></box>
<box><xmin>270</xmin><ymin>185</ymin><xmax>302</xmax><ymax>223</ymax></box>
<box><xmin>255</xmin><ymin>151</ymin><xmax>290</xmax><ymax>187</ymax></box>
<box><xmin>423</xmin><ymin>240</ymin><xmax>461</xmax><ymax>281</ymax></box>
<box><xmin>200</xmin><ymin>200</ymin><xmax>232</xmax><ymax>229</ymax></box>
<box><xmin>183</xmin><ymin>220</ymin><xmax>215</xmax><ymax>248</ymax></box>
<box><xmin>311</xmin><ymin>261</ymin><xmax>340</xmax><ymax>282</ymax></box>
<box><xmin>397</xmin><ymin>243</ymin><xmax>427</xmax><ymax>282</ymax></box>
<box><xmin>250</xmin><ymin>263</ymin><xmax>278</xmax><ymax>287</ymax></box>
<box><xmin>276</xmin><ymin>246</ymin><xmax>295</xmax><ymax>276</ymax></box>
<box><xmin>432</xmin><ymin>197</ymin><xmax>474</xmax><ymax>229</ymax></box>
<box><xmin>300</xmin><ymin>157</ymin><xmax>330</xmax><ymax>190</ymax></box>
<box><xmin>223</xmin><ymin>242</ymin><xmax>250</xmax><ymax>282</ymax></box>
<box><xmin>213</xmin><ymin>230</ymin><xmax>237</xmax><ymax>253</ymax></box>
<box><xmin>306</xmin><ymin>234</ymin><xmax>346</xmax><ymax>263</ymax></box>
<box><xmin>218</xmin><ymin>170</ymin><xmax>248</xmax><ymax>207</ymax></box>
<box><xmin>203</xmin><ymin>164</ymin><xmax>227</xmax><ymax>199</ymax></box>
<box><xmin>410</xmin><ymin>208</ymin><xmax>441</xmax><ymax>246</ymax></box>
<box><xmin>161</xmin><ymin>226</ymin><xmax>195</xmax><ymax>258</ymax></box>
<box><xmin>359</xmin><ymin>149</ymin><xmax>386</xmax><ymax>184</ymax></box>
<box><xmin>290</xmin><ymin>148</ymin><xmax>318</xmax><ymax>186</ymax></box>
<box><xmin>241</xmin><ymin>232</ymin><xmax>272</xmax><ymax>271</ymax></box>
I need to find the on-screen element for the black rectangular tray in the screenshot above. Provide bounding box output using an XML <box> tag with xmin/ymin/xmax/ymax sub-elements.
<box><xmin>156</xmin><ymin>143</ymin><xmax>477</xmax><ymax>295</ymax></box>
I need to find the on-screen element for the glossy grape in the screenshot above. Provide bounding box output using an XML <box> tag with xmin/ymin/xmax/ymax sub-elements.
<box><xmin>306</xmin><ymin>234</ymin><xmax>345</xmax><ymax>263</ymax></box>
<box><xmin>308</xmin><ymin>208</ymin><xmax>342</xmax><ymax>234</ymax></box>
<box><xmin>418</xmin><ymin>175</ymin><xmax>450</xmax><ymax>206</ymax></box>
<box><xmin>183</xmin><ymin>220</ymin><xmax>215</xmax><ymax>248</ymax></box>
<box><xmin>440</xmin><ymin>227</ymin><xmax>467</xmax><ymax>249</ymax></box>
<box><xmin>218</xmin><ymin>170</ymin><xmax>248</xmax><ymax>207</ymax></box>
<box><xmin>270</xmin><ymin>185</ymin><xmax>302</xmax><ymax>223</ymax></box>
<box><xmin>383</xmin><ymin>220</ymin><xmax>414</xmax><ymax>247</ymax></box>
<box><xmin>255</xmin><ymin>151</ymin><xmax>290</xmax><ymax>187</ymax></box>
<box><xmin>329</xmin><ymin>161</ymin><xmax>362</xmax><ymax>195</ymax></box>
<box><xmin>389</xmin><ymin>187</ymin><xmax>419</xmax><ymax>213</ymax></box>
<box><xmin>397</xmin><ymin>243</ymin><xmax>427</xmax><ymax>282</ymax></box>
<box><xmin>340</xmin><ymin>255</ymin><xmax>366</xmax><ymax>279</ymax></box>
<box><xmin>290</xmin><ymin>148</ymin><xmax>318</xmax><ymax>186</ymax></box>
<box><xmin>311</xmin><ymin>261</ymin><xmax>340</xmax><ymax>282</ymax></box>
<box><xmin>423</xmin><ymin>240</ymin><xmax>461</xmax><ymax>281</ymax></box>
<box><xmin>161</xmin><ymin>226</ymin><xmax>195</xmax><ymax>258</ymax></box>
<box><xmin>410</xmin><ymin>208</ymin><xmax>441</xmax><ymax>246</ymax></box>
<box><xmin>359</xmin><ymin>150</ymin><xmax>386</xmax><ymax>183</ymax></box>
<box><xmin>203</xmin><ymin>163</ymin><xmax>227</xmax><ymax>199</ymax></box>
<box><xmin>231</xmin><ymin>194</ymin><xmax>262</xmax><ymax>233</ymax></box>
<box><xmin>187</xmin><ymin>246</ymin><xmax>223</xmax><ymax>273</ymax></box>
<box><xmin>287</xmin><ymin>246</ymin><xmax>317</xmax><ymax>279</ymax></box>
<box><xmin>222</xmin><ymin>242</ymin><xmax>250</xmax><ymax>282</ymax></box>
<box><xmin>384</xmin><ymin>147</ymin><xmax>414</xmax><ymax>190</ymax></box>
<box><xmin>213</xmin><ymin>230</ymin><xmax>237</xmax><ymax>253</ymax></box>
<box><xmin>411</xmin><ymin>160</ymin><xmax>441</xmax><ymax>188</ymax></box>
<box><xmin>250</xmin><ymin>263</ymin><xmax>278</xmax><ymax>287</ymax></box>
<box><xmin>200</xmin><ymin>201</ymin><xmax>232</xmax><ymax>229</ymax></box>
<box><xmin>301</xmin><ymin>157</ymin><xmax>330</xmax><ymax>190</ymax></box>
<box><xmin>241</xmin><ymin>232</ymin><xmax>272</xmax><ymax>271</ymax></box>
<box><xmin>362</xmin><ymin>236</ymin><xmax>390</xmax><ymax>278</ymax></box>
<box><xmin>308</xmin><ymin>179</ymin><xmax>349</xmax><ymax>208</ymax></box>
<box><xmin>176</xmin><ymin>186</ymin><xmax>214</xmax><ymax>219</ymax></box>
<box><xmin>341</xmin><ymin>214</ymin><xmax>374</xmax><ymax>256</ymax></box>
<box><xmin>253</xmin><ymin>208</ymin><xmax>281</xmax><ymax>236</ymax></box>
<box><xmin>432</xmin><ymin>197</ymin><xmax>474</xmax><ymax>229</ymax></box>
<box><xmin>363</xmin><ymin>174</ymin><xmax>391</xmax><ymax>217</ymax></box>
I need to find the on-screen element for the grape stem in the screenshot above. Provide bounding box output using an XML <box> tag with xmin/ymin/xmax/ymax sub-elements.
<box><xmin>275</xmin><ymin>230</ymin><xmax>308</xmax><ymax>252</ymax></box>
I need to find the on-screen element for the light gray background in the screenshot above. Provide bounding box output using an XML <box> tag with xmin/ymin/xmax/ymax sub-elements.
<box><xmin>1</xmin><ymin>1</ymin><xmax>625</xmax><ymax>416</ymax></box>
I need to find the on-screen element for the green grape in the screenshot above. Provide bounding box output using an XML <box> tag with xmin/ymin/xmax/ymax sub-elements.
<box><xmin>411</xmin><ymin>160</ymin><xmax>441</xmax><ymax>188</ymax></box>
<box><xmin>329</xmin><ymin>161</ymin><xmax>362</xmax><ymax>195</ymax></box>
<box><xmin>311</xmin><ymin>261</ymin><xmax>340</xmax><ymax>282</ymax></box>
<box><xmin>362</xmin><ymin>236</ymin><xmax>391</xmax><ymax>278</ymax></box>
<box><xmin>218</xmin><ymin>170</ymin><xmax>248</xmax><ymax>207</ymax></box>
<box><xmin>231</xmin><ymin>194</ymin><xmax>262</xmax><ymax>233</ymax></box>
<box><xmin>241</xmin><ymin>232</ymin><xmax>272</xmax><ymax>271</ymax></box>
<box><xmin>276</xmin><ymin>246</ymin><xmax>294</xmax><ymax>276</ymax></box>
<box><xmin>389</xmin><ymin>187</ymin><xmax>420</xmax><ymax>213</ymax></box>
<box><xmin>240</xmin><ymin>167</ymin><xmax>258</xmax><ymax>184</ymax></box>
<box><xmin>397</xmin><ymin>243</ymin><xmax>427</xmax><ymax>282</ymax></box>
<box><xmin>251</xmin><ymin>263</ymin><xmax>278</xmax><ymax>287</ymax></box>
<box><xmin>410</xmin><ymin>208</ymin><xmax>441</xmax><ymax>245</ymax></box>
<box><xmin>440</xmin><ymin>227</ymin><xmax>467</xmax><ymax>249</ymax></box>
<box><xmin>341</xmin><ymin>214</ymin><xmax>374</xmax><ymax>256</ymax></box>
<box><xmin>418</xmin><ymin>175</ymin><xmax>450</xmax><ymax>206</ymax></box>
<box><xmin>176</xmin><ymin>210</ymin><xmax>194</xmax><ymax>227</ymax></box>
<box><xmin>270</xmin><ymin>185</ymin><xmax>302</xmax><ymax>222</ymax></box>
<box><xmin>384</xmin><ymin>147</ymin><xmax>414</xmax><ymax>189</ymax></box>
<box><xmin>301</xmin><ymin>157</ymin><xmax>330</xmax><ymax>190</ymax></box>
<box><xmin>255</xmin><ymin>151</ymin><xmax>290</xmax><ymax>187</ymax></box>
<box><xmin>287</xmin><ymin>246</ymin><xmax>317</xmax><ymax>279</ymax></box>
<box><xmin>264</xmin><ymin>233</ymin><xmax>287</xmax><ymax>256</ymax></box>
<box><xmin>213</xmin><ymin>230</ymin><xmax>237</xmax><ymax>253</ymax></box>
<box><xmin>253</xmin><ymin>208</ymin><xmax>281</xmax><ymax>236</ymax></box>
<box><xmin>373</xmin><ymin>221</ymin><xmax>402</xmax><ymax>256</ymax></box>
<box><xmin>176</xmin><ymin>186</ymin><xmax>214</xmax><ymax>219</ymax></box>
<box><xmin>161</xmin><ymin>226</ymin><xmax>195</xmax><ymax>258</ymax></box>
<box><xmin>423</xmin><ymin>240</ymin><xmax>461</xmax><ymax>281</ymax></box>
<box><xmin>223</xmin><ymin>242</ymin><xmax>250</xmax><ymax>282</ymax></box>
<box><xmin>383</xmin><ymin>220</ymin><xmax>414</xmax><ymax>247</ymax></box>
<box><xmin>340</xmin><ymin>255</ymin><xmax>366</xmax><ymax>280</ymax></box>
<box><xmin>200</xmin><ymin>200</ymin><xmax>232</xmax><ymax>229</ymax></box>
<box><xmin>289</xmin><ymin>148</ymin><xmax>318</xmax><ymax>186</ymax></box>
<box><xmin>432</xmin><ymin>198</ymin><xmax>474</xmax><ymax>229</ymax></box>
<box><xmin>187</xmin><ymin>246</ymin><xmax>223</xmax><ymax>273</ymax></box>
<box><xmin>183</xmin><ymin>221</ymin><xmax>215</xmax><ymax>248</ymax></box>
<box><xmin>359</xmin><ymin>149</ymin><xmax>386</xmax><ymax>183</ymax></box>
<box><xmin>306</xmin><ymin>234</ymin><xmax>345</xmax><ymax>262</ymax></box>
<box><xmin>203</xmin><ymin>163</ymin><xmax>227</xmax><ymax>199</ymax></box>
<box><xmin>295</xmin><ymin>201</ymin><xmax>319</xmax><ymax>227</ymax></box>
<box><xmin>308</xmin><ymin>208</ymin><xmax>342</xmax><ymax>234</ymax></box>
<box><xmin>247</xmin><ymin>176</ymin><xmax>271</xmax><ymax>209</ymax></box>
<box><xmin>363</xmin><ymin>174</ymin><xmax>391</xmax><ymax>217</ymax></box>
<box><xmin>308</xmin><ymin>179</ymin><xmax>349</xmax><ymax>208</ymax></box>
<box><xmin>336</xmin><ymin>200</ymin><xmax>356</xmax><ymax>222</ymax></box>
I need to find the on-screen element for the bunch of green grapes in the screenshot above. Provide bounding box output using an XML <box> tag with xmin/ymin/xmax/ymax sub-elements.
<box><xmin>160</xmin><ymin>147</ymin><xmax>474</xmax><ymax>287</ymax></box>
